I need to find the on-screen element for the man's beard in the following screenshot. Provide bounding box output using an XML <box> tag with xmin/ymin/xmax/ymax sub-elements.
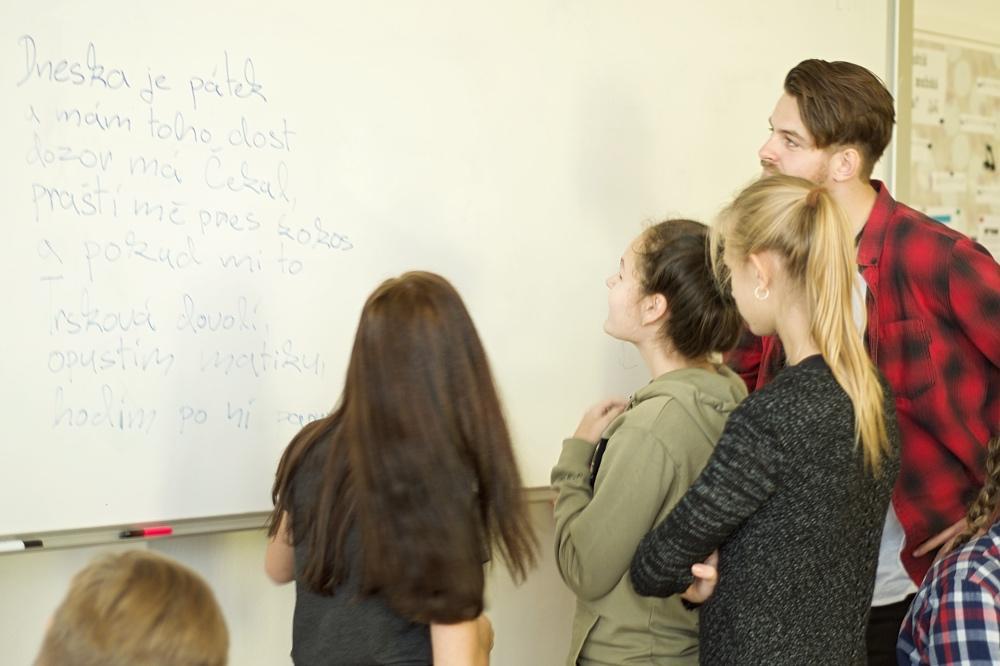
<box><xmin>759</xmin><ymin>160</ymin><xmax>828</xmax><ymax>185</ymax></box>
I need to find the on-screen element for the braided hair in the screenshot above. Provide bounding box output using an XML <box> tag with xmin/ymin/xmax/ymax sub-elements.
<box><xmin>951</xmin><ymin>435</ymin><xmax>1000</xmax><ymax>551</ymax></box>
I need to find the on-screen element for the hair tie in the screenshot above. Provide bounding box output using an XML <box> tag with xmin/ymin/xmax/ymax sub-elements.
<box><xmin>805</xmin><ymin>186</ymin><xmax>824</xmax><ymax>209</ymax></box>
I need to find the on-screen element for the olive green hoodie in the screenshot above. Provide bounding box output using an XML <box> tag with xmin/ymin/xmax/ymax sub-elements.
<box><xmin>552</xmin><ymin>364</ymin><xmax>746</xmax><ymax>666</ymax></box>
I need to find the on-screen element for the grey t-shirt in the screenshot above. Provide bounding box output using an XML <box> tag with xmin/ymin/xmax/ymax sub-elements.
<box><xmin>289</xmin><ymin>435</ymin><xmax>432</xmax><ymax>665</ymax></box>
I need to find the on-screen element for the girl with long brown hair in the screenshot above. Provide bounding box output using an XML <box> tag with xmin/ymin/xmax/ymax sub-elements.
<box><xmin>630</xmin><ymin>175</ymin><xmax>901</xmax><ymax>664</ymax></box>
<box><xmin>265</xmin><ymin>271</ymin><xmax>535</xmax><ymax>665</ymax></box>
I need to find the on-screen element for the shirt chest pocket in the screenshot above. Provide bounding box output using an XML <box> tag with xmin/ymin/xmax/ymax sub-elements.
<box><xmin>878</xmin><ymin>319</ymin><xmax>936</xmax><ymax>400</ymax></box>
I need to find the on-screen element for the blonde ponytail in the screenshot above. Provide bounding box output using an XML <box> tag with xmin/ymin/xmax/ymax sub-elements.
<box><xmin>805</xmin><ymin>190</ymin><xmax>889</xmax><ymax>472</ymax></box>
<box><xmin>715</xmin><ymin>175</ymin><xmax>890</xmax><ymax>473</ymax></box>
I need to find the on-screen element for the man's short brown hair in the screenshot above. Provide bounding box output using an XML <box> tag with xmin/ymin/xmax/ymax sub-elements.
<box><xmin>785</xmin><ymin>59</ymin><xmax>895</xmax><ymax>179</ymax></box>
<box><xmin>36</xmin><ymin>550</ymin><xmax>228</xmax><ymax>666</ymax></box>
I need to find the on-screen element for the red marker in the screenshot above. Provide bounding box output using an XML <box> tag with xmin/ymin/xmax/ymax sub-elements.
<box><xmin>119</xmin><ymin>526</ymin><xmax>173</xmax><ymax>539</ymax></box>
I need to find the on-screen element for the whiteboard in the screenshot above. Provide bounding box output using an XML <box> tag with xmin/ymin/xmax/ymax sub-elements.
<box><xmin>0</xmin><ymin>1</ymin><xmax>891</xmax><ymax>535</ymax></box>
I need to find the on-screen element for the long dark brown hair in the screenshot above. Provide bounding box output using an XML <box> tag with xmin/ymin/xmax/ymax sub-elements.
<box><xmin>269</xmin><ymin>271</ymin><xmax>536</xmax><ymax>623</ymax></box>
<box><xmin>637</xmin><ymin>219</ymin><xmax>742</xmax><ymax>358</ymax></box>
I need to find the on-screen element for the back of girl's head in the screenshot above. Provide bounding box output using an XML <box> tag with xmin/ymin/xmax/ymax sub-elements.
<box><xmin>713</xmin><ymin>174</ymin><xmax>890</xmax><ymax>472</ymax></box>
<box><xmin>347</xmin><ymin>271</ymin><xmax>494</xmax><ymax>431</ymax></box>
<box><xmin>270</xmin><ymin>271</ymin><xmax>535</xmax><ymax>624</ymax></box>
<box><xmin>636</xmin><ymin>219</ymin><xmax>741</xmax><ymax>358</ymax></box>
<box><xmin>712</xmin><ymin>175</ymin><xmax>835</xmax><ymax>280</ymax></box>
<box><xmin>36</xmin><ymin>550</ymin><xmax>228</xmax><ymax>666</ymax></box>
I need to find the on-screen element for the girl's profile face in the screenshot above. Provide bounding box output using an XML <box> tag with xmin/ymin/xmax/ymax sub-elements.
<box><xmin>604</xmin><ymin>234</ymin><xmax>646</xmax><ymax>342</ymax></box>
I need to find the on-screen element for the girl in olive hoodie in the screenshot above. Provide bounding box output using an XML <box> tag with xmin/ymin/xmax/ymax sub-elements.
<box><xmin>552</xmin><ymin>220</ymin><xmax>746</xmax><ymax>666</ymax></box>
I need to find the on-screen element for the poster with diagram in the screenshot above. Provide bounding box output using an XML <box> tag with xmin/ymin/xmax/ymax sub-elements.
<box><xmin>911</xmin><ymin>33</ymin><xmax>1000</xmax><ymax>258</ymax></box>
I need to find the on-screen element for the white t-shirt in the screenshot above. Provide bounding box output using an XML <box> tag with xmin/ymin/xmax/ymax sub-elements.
<box><xmin>854</xmin><ymin>271</ymin><xmax>917</xmax><ymax>605</ymax></box>
<box><xmin>872</xmin><ymin>503</ymin><xmax>918</xmax><ymax>605</ymax></box>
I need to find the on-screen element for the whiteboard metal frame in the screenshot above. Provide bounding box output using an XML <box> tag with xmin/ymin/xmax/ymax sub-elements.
<box><xmin>0</xmin><ymin>487</ymin><xmax>556</xmax><ymax>553</ymax></box>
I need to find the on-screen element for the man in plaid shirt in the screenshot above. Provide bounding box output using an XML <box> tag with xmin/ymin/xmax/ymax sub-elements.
<box><xmin>896</xmin><ymin>522</ymin><xmax>1000</xmax><ymax>665</ymax></box>
<box><xmin>730</xmin><ymin>59</ymin><xmax>1000</xmax><ymax>664</ymax></box>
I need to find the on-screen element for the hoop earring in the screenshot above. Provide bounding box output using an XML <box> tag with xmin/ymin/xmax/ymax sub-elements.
<box><xmin>753</xmin><ymin>285</ymin><xmax>770</xmax><ymax>301</ymax></box>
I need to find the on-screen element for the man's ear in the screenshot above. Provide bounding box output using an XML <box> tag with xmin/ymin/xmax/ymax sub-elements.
<box><xmin>829</xmin><ymin>146</ymin><xmax>863</xmax><ymax>183</ymax></box>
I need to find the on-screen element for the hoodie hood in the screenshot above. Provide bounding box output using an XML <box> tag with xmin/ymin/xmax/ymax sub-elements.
<box><xmin>605</xmin><ymin>363</ymin><xmax>747</xmax><ymax>443</ymax></box>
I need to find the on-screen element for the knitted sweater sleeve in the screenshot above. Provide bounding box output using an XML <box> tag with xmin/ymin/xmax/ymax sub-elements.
<box><xmin>629</xmin><ymin>404</ymin><xmax>780</xmax><ymax>597</ymax></box>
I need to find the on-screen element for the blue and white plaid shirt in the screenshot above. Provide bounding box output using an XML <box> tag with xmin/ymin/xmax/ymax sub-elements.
<box><xmin>897</xmin><ymin>522</ymin><xmax>1000</xmax><ymax>665</ymax></box>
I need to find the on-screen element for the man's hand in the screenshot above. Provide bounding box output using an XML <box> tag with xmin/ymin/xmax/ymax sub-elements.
<box><xmin>913</xmin><ymin>517</ymin><xmax>967</xmax><ymax>560</ymax></box>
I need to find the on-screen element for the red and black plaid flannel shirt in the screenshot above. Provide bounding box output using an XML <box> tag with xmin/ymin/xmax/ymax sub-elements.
<box><xmin>726</xmin><ymin>181</ymin><xmax>1000</xmax><ymax>584</ymax></box>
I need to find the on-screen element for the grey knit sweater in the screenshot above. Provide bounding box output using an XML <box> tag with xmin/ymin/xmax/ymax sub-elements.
<box><xmin>630</xmin><ymin>355</ymin><xmax>900</xmax><ymax>665</ymax></box>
